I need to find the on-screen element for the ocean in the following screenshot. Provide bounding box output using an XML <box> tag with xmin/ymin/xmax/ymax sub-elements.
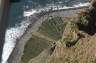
<box><xmin>1</xmin><ymin>0</ymin><xmax>89</xmax><ymax>63</ymax></box>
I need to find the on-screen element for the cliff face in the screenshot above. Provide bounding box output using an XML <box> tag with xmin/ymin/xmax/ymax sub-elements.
<box><xmin>27</xmin><ymin>0</ymin><xmax>96</xmax><ymax>63</ymax></box>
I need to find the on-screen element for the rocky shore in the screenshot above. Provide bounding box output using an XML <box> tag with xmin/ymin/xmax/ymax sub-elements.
<box><xmin>7</xmin><ymin>6</ymin><xmax>88</xmax><ymax>63</ymax></box>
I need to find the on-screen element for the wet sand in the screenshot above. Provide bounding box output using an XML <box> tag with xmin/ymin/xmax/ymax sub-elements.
<box><xmin>7</xmin><ymin>6</ymin><xmax>88</xmax><ymax>63</ymax></box>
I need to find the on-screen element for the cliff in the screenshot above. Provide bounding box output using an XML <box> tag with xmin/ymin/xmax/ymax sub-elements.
<box><xmin>8</xmin><ymin>0</ymin><xmax>96</xmax><ymax>63</ymax></box>
<box><xmin>25</xmin><ymin>0</ymin><xmax>96</xmax><ymax>63</ymax></box>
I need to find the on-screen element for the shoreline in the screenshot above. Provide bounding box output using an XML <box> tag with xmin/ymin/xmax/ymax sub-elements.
<box><xmin>30</xmin><ymin>6</ymin><xmax>88</xmax><ymax>18</ymax></box>
<box><xmin>7</xmin><ymin>6</ymin><xmax>88</xmax><ymax>63</ymax></box>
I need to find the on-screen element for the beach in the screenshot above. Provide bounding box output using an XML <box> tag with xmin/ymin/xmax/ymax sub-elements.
<box><xmin>7</xmin><ymin>6</ymin><xmax>88</xmax><ymax>63</ymax></box>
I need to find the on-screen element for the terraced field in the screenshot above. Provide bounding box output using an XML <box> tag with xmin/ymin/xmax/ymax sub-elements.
<box><xmin>38</xmin><ymin>17</ymin><xmax>66</xmax><ymax>41</ymax></box>
<box><xmin>21</xmin><ymin>17</ymin><xmax>66</xmax><ymax>63</ymax></box>
<box><xmin>21</xmin><ymin>35</ymin><xmax>52</xmax><ymax>63</ymax></box>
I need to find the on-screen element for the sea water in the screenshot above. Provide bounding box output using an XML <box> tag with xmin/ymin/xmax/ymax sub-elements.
<box><xmin>1</xmin><ymin>0</ymin><xmax>89</xmax><ymax>63</ymax></box>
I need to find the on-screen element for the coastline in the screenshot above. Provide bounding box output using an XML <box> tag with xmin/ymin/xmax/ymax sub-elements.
<box><xmin>7</xmin><ymin>6</ymin><xmax>88</xmax><ymax>63</ymax></box>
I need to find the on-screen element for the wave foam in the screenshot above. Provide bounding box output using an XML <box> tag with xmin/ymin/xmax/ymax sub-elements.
<box><xmin>2</xmin><ymin>2</ymin><xmax>90</xmax><ymax>63</ymax></box>
<box><xmin>24</xmin><ymin>2</ymin><xmax>90</xmax><ymax>17</ymax></box>
<box><xmin>2</xmin><ymin>21</ymin><xmax>30</xmax><ymax>63</ymax></box>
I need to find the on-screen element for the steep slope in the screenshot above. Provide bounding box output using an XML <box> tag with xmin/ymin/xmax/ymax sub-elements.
<box><xmin>27</xmin><ymin>0</ymin><xmax>96</xmax><ymax>63</ymax></box>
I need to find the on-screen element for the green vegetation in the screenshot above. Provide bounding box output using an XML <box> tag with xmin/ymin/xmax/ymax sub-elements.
<box><xmin>61</xmin><ymin>7</ymin><xmax>96</xmax><ymax>63</ymax></box>
<box><xmin>21</xmin><ymin>2</ymin><xmax>96</xmax><ymax>63</ymax></box>
<box><xmin>38</xmin><ymin>17</ymin><xmax>66</xmax><ymax>41</ymax></box>
<box><xmin>90</xmin><ymin>60</ymin><xmax>96</xmax><ymax>63</ymax></box>
<box><xmin>21</xmin><ymin>36</ymin><xmax>51</xmax><ymax>63</ymax></box>
<box><xmin>76</xmin><ymin>8</ymin><xmax>96</xmax><ymax>35</ymax></box>
<box><xmin>21</xmin><ymin>17</ymin><xmax>66</xmax><ymax>63</ymax></box>
<box><xmin>77</xmin><ymin>13</ymin><xmax>89</xmax><ymax>26</ymax></box>
<box><xmin>61</xmin><ymin>19</ymin><xmax>80</xmax><ymax>47</ymax></box>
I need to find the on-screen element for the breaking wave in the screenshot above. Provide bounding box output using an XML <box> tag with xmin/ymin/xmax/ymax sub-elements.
<box><xmin>2</xmin><ymin>21</ymin><xmax>30</xmax><ymax>63</ymax></box>
<box><xmin>24</xmin><ymin>2</ymin><xmax>89</xmax><ymax>17</ymax></box>
<box><xmin>2</xmin><ymin>2</ymin><xmax>89</xmax><ymax>63</ymax></box>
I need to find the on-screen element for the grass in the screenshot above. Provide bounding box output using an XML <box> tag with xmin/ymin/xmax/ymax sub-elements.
<box><xmin>78</xmin><ymin>14</ymin><xmax>89</xmax><ymax>26</ymax></box>
<box><xmin>21</xmin><ymin>36</ymin><xmax>51</xmax><ymax>63</ymax></box>
<box><xmin>38</xmin><ymin>17</ymin><xmax>66</xmax><ymax>41</ymax></box>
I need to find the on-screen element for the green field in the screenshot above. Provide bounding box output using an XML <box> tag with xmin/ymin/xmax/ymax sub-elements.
<box><xmin>38</xmin><ymin>17</ymin><xmax>66</xmax><ymax>41</ymax></box>
<box><xmin>21</xmin><ymin>36</ymin><xmax>51</xmax><ymax>63</ymax></box>
<box><xmin>21</xmin><ymin>17</ymin><xmax>66</xmax><ymax>63</ymax></box>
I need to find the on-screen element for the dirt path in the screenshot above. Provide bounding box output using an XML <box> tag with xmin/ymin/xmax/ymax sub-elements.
<box><xmin>32</xmin><ymin>32</ymin><xmax>56</xmax><ymax>43</ymax></box>
<box><xmin>7</xmin><ymin>7</ymin><xmax>87</xmax><ymax>63</ymax></box>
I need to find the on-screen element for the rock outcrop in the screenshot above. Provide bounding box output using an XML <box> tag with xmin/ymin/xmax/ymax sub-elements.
<box><xmin>27</xmin><ymin>0</ymin><xmax>96</xmax><ymax>63</ymax></box>
<box><xmin>89</xmin><ymin>0</ymin><xmax>96</xmax><ymax>9</ymax></box>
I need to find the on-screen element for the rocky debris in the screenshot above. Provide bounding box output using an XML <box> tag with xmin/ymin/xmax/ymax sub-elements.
<box><xmin>28</xmin><ymin>0</ymin><xmax>96</xmax><ymax>63</ymax></box>
<box><xmin>8</xmin><ymin>7</ymin><xmax>84</xmax><ymax>63</ymax></box>
<box><xmin>28</xmin><ymin>33</ymin><xmax>96</xmax><ymax>63</ymax></box>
